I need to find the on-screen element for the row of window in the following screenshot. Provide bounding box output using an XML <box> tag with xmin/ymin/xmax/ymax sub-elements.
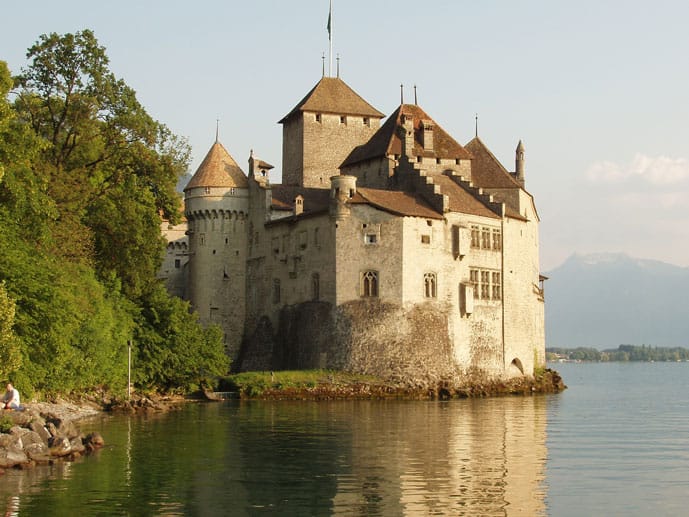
<box><xmin>314</xmin><ymin>113</ymin><xmax>371</xmax><ymax>127</ymax></box>
<box><xmin>270</xmin><ymin>269</ymin><xmax>501</xmax><ymax>304</ymax></box>
<box><xmin>470</xmin><ymin>226</ymin><xmax>502</xmax><ymax>251</ymax></box>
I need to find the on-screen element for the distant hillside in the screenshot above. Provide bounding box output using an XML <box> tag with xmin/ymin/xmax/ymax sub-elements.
<box><xmin>544</xmin><ymin>253</ymin><xmax>689</xmax><ymax>349</ymax></box>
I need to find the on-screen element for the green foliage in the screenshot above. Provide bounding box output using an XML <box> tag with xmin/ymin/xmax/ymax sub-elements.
<box><xmin>0</xmin><ymin>224</ymin><xmax>134</xmax><ymax>393</ymax></box>
<box><xmin>133</xmin><ymin>284</ymin><xmax>229</xmax><ymax>392</ymax></box>
<box><xmin>222</xmin><ymin>370</ymin><xmax>378</xmax><ymax>397</ymax></box>
<box><xmin>0</xmin><ymin>282</ymin><xmax>22</xmax><ymax>378</ymax></box>
<box><xmin>13</xmin><ymin>29</ymin><xmax>189</xmax><ymax>293</ymax></box>
<box><xmin>0</xmin><ymin>32</ymin><xmax>225</xmax><ymax>396</ymax></box>
<box><xmin>0</xmin><ymin>415</ymin><xmax>13</xmax><ymax>433</ymax></box>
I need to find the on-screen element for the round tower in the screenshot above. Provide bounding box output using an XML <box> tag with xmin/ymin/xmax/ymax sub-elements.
<box><xmin>184</xmin><ymin>140</ymin><xmax>249</xmax><ymax>359</ymax></box>
<box><xmin>329</xmin><ymin>174</ymin><xmax>357</xmax><ymax>219</ymax></box>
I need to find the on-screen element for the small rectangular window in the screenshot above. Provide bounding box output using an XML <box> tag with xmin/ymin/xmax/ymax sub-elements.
<box><xmin>365</xmin><ymin>234</ymin><xmax>377</xmax><ymax>244</ymax></box>
<box><xmin>481</xmin><ymin>271</ymin><xmax>490</xmax><ymax>299</ymax></box>
<box><xmin>481</xmin><ymin>228</ymin><xmax>491</xmax><ymax>249</ymax></box>
<box><xmin>492</xmin><ymin>229</ymin><xmax>502</xmax><ymax>251</ymax></box>
<box><xmin>340</xmin><ymin>116</ymin><xmax>346</xmax><ymax>124</ymax></box>
<box><xmin>363</xmin><ymin>117</ymin><xmax>370</xmax><ymax>127</ymax></box>
<box><xmin>174</xmin><ymin>259</ymin><xmax>181</xmax><ymax>269</ymax></box>
<box><xmin>421</xmin><ymin>234</ymin><xmax>430</xmax><ymax>244</ymax></box>
<box><xmin>315</xmin><ymin>114</ymin><xmax>321</xmax><ymax>123</ymax></box>
<box><xmin>471</xmin><ymin>226</ymin><xmax>480</xmax><ymax>248</ymax></box>
<box><xmin>470</xmin><ymin>269</ymin><xmax>479</xmax><ymax>299</ymax></box>
<box><xmin>492</xmin><ymin>272</ymin><xmax>502</xmax><ymax>300</ymax></box>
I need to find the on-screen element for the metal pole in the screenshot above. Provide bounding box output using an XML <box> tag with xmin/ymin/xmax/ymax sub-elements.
<box><xmin>128</xmin><ymin>339</ymin><xmax>131</xmax><ymax>400</ymax></box>
<box><xmin>328</xmin><ymin>0</ymin><xmax>333</xmax><ymax>77</ymax></box>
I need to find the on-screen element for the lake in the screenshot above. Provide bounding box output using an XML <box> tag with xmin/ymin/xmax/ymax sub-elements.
<box><xmin>1</xmin><ymin>362</ymin><xmax>688</xmax><ymax>516</ymax></box>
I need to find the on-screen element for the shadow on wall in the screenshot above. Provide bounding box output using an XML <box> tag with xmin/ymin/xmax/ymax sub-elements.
<box><xmin>238</xmin><ymin>300</ymin><xmax>463</xmax><ymax>383</ymax></box>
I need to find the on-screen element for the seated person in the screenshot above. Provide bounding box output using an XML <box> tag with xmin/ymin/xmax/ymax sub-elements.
<box><xmin>2</xmin><ymin>383</ymin><xmax>20</xmax><ymax>410</ymax></box>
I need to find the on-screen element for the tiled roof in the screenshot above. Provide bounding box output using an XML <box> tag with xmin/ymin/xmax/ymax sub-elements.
<box><xmin>432</xmin><ymin>176</ymin><xmax>500</xmax><ymax>219</ymax></box>
<box><xmin>342</xmin><ymin>104</ymin><xmax>472</xmax><ymax>167</ymax></box>
<box><xmin>279</xmin><ymin>77</ymin><xmax>384</xmax><ymax>123</ymax></box>
<box><xmin>464</xmin><ymin>137</ymin><xmax>521</xmax><ymax>189</ymax></box>
<box><xmin>184</xmin><ymin>142</ymin><xmax>248</xmax><ymax>190</ymax></box>
<box><xmin>351</xmin><ymin>187</ymin><xmax>443</xmax><ymax>219</ymax></box>
<box><xmin>270</xmin><ymin>185</ymin><xmax>331</xmax><ymax>214</ymax></box>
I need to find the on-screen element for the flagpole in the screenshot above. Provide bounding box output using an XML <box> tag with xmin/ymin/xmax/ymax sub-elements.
<box><xmin>328</xmin><ymin>0</ymin><xmax>333</xmax><ymax>77</ymax></box>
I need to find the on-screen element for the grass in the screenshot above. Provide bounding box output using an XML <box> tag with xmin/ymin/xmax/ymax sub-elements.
<box><xmin>219</xmin><ymin>370</ymin><xmax>380</xmax><ymax>397</ymax></box>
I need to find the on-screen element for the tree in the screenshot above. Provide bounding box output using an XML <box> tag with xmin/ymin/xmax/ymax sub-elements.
<box><xmin>0</xmin><ymin>282</ymin><xmax>22</xmax><ymax>379</ymax></box>
<box><xmin>0</xmin><ymin>33</ymin><xmax>227</xmax><ymax>395</ymax></box>
<box><xmin>13</xmin><ymin>30</ymin><xmax>189</xmax><ymax>295</ymax></box>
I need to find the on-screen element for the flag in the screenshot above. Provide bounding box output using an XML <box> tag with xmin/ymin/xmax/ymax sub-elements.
<box><xmin>327</xmin><ymin>1</ymin><xmax>332</xmax><ymax>41</ymax></box>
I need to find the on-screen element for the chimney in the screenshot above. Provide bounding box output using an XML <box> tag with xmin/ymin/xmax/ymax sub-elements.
<box><xmin>421</xmin><ymin>120</ymin><xmax>434</xmax><ymax>151</ymax></box>
<box><xmin>400</xmin><ymin>112</ymin><xmax>415</xmax><ymax>159</ymax></box>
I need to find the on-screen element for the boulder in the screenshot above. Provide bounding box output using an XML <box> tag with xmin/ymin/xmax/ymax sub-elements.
<box><xmin>48</xmin><ymin>436</ymin><xmax>72</xmax><ymax>457</ymax></box>
<box><xmin>29</xmin><ymin>421</ymin><xmax>51</xmax><ymax>444</ymax></box>
<box><xmin>0</xmin><ymin>445</ymin><xmax>28</xmax><ymax>468</ymax></box>
<box><xmin>24</xmin><ymin>442</ymin><xmax>51</xmax><ymax>465</ymax></box>
<box><xmin>83</xmin><ymin>432</ymin><xmax>104</xmax><ymax>451</ymax></box>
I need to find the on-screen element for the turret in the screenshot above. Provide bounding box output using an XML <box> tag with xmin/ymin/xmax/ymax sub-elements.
<box><xmin>329</xmin><ymin>174</ymin><xmax>357</xmax><ymax>219</ymax></box>
<box><xmin>183</xmin><ymin>140</ymin><xmax>249</xmax><ymax>360</ymax></box>
<box><xmin>515</xmin><ymin>140</ymin><xmax>525</xmax><ymax>187</ymax></box>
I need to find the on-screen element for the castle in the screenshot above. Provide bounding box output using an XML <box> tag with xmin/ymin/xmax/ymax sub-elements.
<box><xmin>159</xmin><ymin>75</ymin><xmax>546</xmax><ymax>382</ymax></box>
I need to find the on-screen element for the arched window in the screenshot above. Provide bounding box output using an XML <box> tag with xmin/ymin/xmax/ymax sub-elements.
<box><xmin>361</xmin><ymin>271</ymin><xmax>378</xmax><ymax>297</ymax></box>
<box><xmin>424</xmin><ymin>272</ymin><xmax>437</xmax><ymax>298</ymax></box>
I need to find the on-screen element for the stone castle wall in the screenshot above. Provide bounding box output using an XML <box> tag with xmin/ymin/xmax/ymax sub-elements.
<box><xmin>284</xmin><ymin>112</ymin><xmax>380</xmax><ymax>188</ymax></box>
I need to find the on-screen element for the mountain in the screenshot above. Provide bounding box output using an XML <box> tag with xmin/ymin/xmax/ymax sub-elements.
<box><xmin>544</xmin><ymin>253</ymin><xmax>689</xmax><ymax>349</ymax></box>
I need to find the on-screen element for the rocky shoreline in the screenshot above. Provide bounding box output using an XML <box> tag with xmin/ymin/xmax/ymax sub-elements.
<box><xmin>0</xmin><ymin>370</ymin><xmax>565</xmax><ymax>472</ymax></box>
<box><xmin>0</xmin><ymin>393</ymin><xmax>187</xmax><ymax>474</ymax></box>
<box><xmin>0</xmin><ymin>402</ymin><xmax>105</xmax><ymax>473</ymax></box>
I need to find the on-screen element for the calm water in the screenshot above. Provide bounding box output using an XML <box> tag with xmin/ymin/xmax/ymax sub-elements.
<box><xmin>1</xmin><ymin>362</ymin><xmax>688</xmax><ymax>516</ymax></box>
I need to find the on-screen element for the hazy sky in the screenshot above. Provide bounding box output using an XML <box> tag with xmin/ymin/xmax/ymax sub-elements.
<box><xmin>2</xmin><ymin>1</ymin><xmax>688</xmax><ymax>270</ymax></box>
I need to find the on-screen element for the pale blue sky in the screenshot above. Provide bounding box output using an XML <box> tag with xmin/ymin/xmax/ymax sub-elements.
<box><xmin>3</xmin><ymin>0</ymin><xmax>688</xmax><ymax>270</ymax></box>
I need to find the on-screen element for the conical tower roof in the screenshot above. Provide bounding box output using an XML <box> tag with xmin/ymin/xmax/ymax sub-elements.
<box><xmin>184</xmin><ymin>141</ymin><xmax>248</xmax><ymax>191</ymax></box>
<box><xmin>279</xmin><ymin>77</ymin><xmax>384</xmax><ymax>123</ymax></box>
